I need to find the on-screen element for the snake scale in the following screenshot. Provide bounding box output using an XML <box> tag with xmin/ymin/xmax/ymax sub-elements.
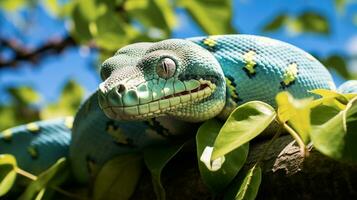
<box><xmin>1</xmin><ymin>34</ymin><xmax>357</xmax><ymax>184</ymax></box>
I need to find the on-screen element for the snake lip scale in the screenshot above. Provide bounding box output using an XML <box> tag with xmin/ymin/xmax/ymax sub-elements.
<box><xmin>100</xmin><ymin>79</ymin><xmax>217</xmax><ymax>120</ymax></box>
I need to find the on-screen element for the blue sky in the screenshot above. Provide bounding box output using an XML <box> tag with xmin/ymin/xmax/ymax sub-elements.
<box><xmin>0</xmin><ymin>0</ymin><xmax>356</xmax><ymax>105</ymax></box>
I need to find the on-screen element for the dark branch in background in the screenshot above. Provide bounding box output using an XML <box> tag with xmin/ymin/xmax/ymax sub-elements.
<box><xmin>0</xmin><ymin>36</ymin><xmax>76</xmax><ymax>68</ymax></box>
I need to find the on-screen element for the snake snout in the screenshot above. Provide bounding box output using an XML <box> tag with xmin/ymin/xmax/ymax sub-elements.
<box><xmin>117</xmin><ymin>84</ymin><xmax>126</xmax><ymax>94</ymax></box>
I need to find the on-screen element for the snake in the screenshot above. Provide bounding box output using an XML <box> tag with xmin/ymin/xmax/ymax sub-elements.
<box><xmin>1</xmin><ymin>34</ymin><xmax>357</xmax><ymax>185</ymax></box>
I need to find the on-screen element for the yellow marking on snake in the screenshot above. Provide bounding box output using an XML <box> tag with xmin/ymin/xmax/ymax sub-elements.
<box><xmin>203</xmin><ymin>37</ymin><xmax>216</xmax><ymax>47</ymax></box>
<box><xmin>243</xmin><ymin>51</ymin><xmax>257</xmax><ymax>74</ymax></box>
<box><xmin>225</xmin><ymin>78</ymin><xmax>239</xmax><ymax>100</ymax></box>
<box><xmin>106</xmin><ymin>124</ymin><xmax>129</xmax><ymax>144</ymax></box>
<box><xmin>27</xmin><ymin>146</ymin><xmax>38</xmax><ymax>158</ymax></box>
<box><xmin>2</xmin><ymin>129</ymin><xmax>12</xmax><ymax>141</ymax></box>
<box><xmin>282</xmin><ymin>63</ymin><xmax>298</xmax><ymax>85</ymax></box>
<box><xmin>64</xmin><ymin>117</ymin><xmax>74</xmax><ymax>129</ymax></box>
<box><xmin>26</xmin><ymin>123</ymin><xmax>40</xmax><ymax>133</ymax></box>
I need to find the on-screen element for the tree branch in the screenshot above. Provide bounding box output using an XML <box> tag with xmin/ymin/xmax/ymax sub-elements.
<box><xmin>132</xmin><ymin>135</ymin><xmax>357</xmax><ymax>200</ymax></box>
<box><xmin>0</xmin><ymin>36</ymin><xmax>76</xmax><ymax>68</ymax></box>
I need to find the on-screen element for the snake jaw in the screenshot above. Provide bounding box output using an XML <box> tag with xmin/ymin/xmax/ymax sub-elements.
<box><xmin>98</xmin><ymin>79</ymin><xmax>217</xmax><ymax>121</ymax></box>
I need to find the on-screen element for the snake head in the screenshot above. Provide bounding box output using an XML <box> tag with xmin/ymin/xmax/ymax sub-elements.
<box><xmin>98</xmin><ymin>39</ymin><xmax>226</xmax><ymax>122</ymax></box>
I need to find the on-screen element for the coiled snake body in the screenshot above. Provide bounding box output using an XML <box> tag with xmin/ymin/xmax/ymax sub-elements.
<box><xmin>1</xmin><ymin>35</ymin><xmax>356</xmax><ymax>183</ymax></box>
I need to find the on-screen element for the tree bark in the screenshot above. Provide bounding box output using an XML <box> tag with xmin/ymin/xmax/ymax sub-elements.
<box><xmin>132</xmin><ymin>135</ymin><xmax>357</xmax><ymax>200</ymax></box>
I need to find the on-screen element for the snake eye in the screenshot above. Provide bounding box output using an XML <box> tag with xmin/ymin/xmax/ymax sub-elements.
<box><xmin>156</xmin><ymin>57</ymin><xmax>176</xmax><ymax>79</ymax></box>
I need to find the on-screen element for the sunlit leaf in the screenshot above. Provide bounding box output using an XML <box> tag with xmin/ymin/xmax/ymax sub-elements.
<box><xmin>212</xmin><ymin>101</ymin><xmax>276</xmax><ymax>160</ymax></box>
<box><xmin>0</xmin><ymin>0</ymin><xmax>26</xmax><ymax>11</ymax></box>
<box><xmin>40</xmin><ymin>80</ymin><xmax>84</xmax><ymax>119</ymax></box>
<box><xmin>276</xmin><ymin>92</ymin><xmax>312</xmax><ymax>144</ymax></box>
<box><xmin>0</xmin><ymin>106</ymin><xmax>19</xmax><ymax>131</ymax></box>
<box><xmin>0</xmin><ymin>154</ymin><xmax>17</xmax><ymax>197</ymax></box>
<box><xmin>19</xmin><ymin>158</ymin><xmax>68</xmax><ymax>200</ymax></box>
<box><xmin>93</xmin><ymin>10</ymin><xmax>131</xmax><ymax>50</ymax></box>
<box><xmin>310</xmin><ymin>97</ymin><xmax>357</xmax><ymax>162</ymax></box>
<box><xmin>224</xmin><ymin>164</ymin><xmax>262</xmax><ymax>200</ymax></box>
<box><xmin>177</xmin><ymin>0</ymin><xmax>236</xmax><ymax>35</ymax></box>
<box><xmin>310</xmin><ymin>89</ymin><xmax>356</xmax><ymax>110</ymax></box>
<box><xmin>43</xmin><ymin>0</ymin><xmax>61</xmax><ymax>16</ymax></box>
<box><xmin>125</xmin><ymin>0</ymin><xmax>175</xmax><ymax>39</ymax></box>
<box><xmin>143</xmin><ymin>143</ymin><xmax>185</xmax><ymax>200</ymax></box>
<box><xmin>93</xmin><ymin>154</ymin><xmax>142</xmax><ymax>200</ymax></box>
<box><xmin>297</xmin><ymin>12</ymin><xmax>329</xmax><ymax>34</ymax></box>
<box><xmin>197</xmin><ymin>119</ymin><xmax>248</xmax><ymax>193</ymax></box>
<box><xmin>78</xmin><ymin>0</ymin><xmax>106</xmax><ymax>21</ymax></box>
<box><xmin>7</xmin><ymin>86</ymin><xmax>40</xmax><ymax>105</ymax></box>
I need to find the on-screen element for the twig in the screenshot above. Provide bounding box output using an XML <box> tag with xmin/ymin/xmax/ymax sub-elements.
<box><xmin>0</xmin><ymin>36</ymin><xmax>76</xmax><ymax>68</ymax></box>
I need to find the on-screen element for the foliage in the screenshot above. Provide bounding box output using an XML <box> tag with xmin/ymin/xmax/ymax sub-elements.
<box><xmin>93</xmin><ymin>154</ymin><xmax>142</xmax><ymax>200</ymax></box>
<box><xmin>0</xmin><ymin>86</ymin><xmax>40</xmax><ymax>131</ymax></box>
<box><xmin>0</xmin><ymin>0</ymin><xmax>356</xmax><ymax>130</ymax></box>
<box><xmin>19</xmin><ymin>158</ymin><xmax>68</xmax><ymax>200</ymax></box>
<box><xmin>40</xmin><ymin>80</ymin><xmax>84</xmax><ymax>119</ymax></box>
<box><xmin>143</xmin><ymin>142</ymin><xmax>186</xmax><ymax>200</ymax></box>
<box><xmin>211</xmin><ymin>102</ymin><xmax>275</xmax><ymax>160</ymax></box>
<box><xmin>224</xmin><ymin>164</ymin><xmax>261</xmax><ymax>200</ymax></box>
<box><xmin>1</xmin><ymin>0</ymin><xmax>357</xmax><ymax>199</ymax></box>
<box><xmin>0</xmin><ymin>80</ymin><xmax>83</xmax><ymax>131</ymax></box>
<box><xmin>263</xmin><ymin>11</ymin><xmax>329</xmax><ymax>35</ymax></box>
<box><xmin>1</xmin><ymin>88</ymin><xmax>357</xmax><ymax>199</ymax></box>
<box><xmin>193</xmin><ymin>90</ymin><xmax>357</xmax><ymax>199</ymax></box>
<box><xmin>197</xmin><ymin>119</ymin><xmax>248</xmax><ymax>193</ymax></box>
<box><xmin>0</xmin><ymin>155</ymin><xmax>17</xmax><ymax>196</ymax></box>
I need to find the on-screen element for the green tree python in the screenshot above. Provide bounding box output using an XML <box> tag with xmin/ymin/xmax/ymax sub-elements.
<box><xmin>1</xmin><ymin>35</ymin><xmax>357</xmax><ymax>184</ymax></box>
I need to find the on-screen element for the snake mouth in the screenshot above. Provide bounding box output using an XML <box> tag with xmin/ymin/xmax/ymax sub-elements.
<box><xmin>99</xmin><ymin>79</ymin><xmax>216</xmax><ymax>120</ymax></box>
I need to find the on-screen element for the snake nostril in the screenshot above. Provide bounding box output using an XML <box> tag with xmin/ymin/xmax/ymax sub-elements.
<box><xmin>117</xmin><ymin>84</ymin><xmax>126</xmax><ymax>94</ymax></box>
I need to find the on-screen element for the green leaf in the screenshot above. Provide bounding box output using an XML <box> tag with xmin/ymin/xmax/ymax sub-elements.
<box><xmin>0</xmin><ymin>0</ymin><xmax>26</xmax><ymax>11</ymax></box>
<box><xmin>177</xmin><ymin>0</ymin><xmax>236</xmax><ymax>35</ymax></box>
<box><xmin>224</xmin><ymin>164</ymin><xmax>262</xmax><ymax>200</ymax></box>
<box><xmin>125</xmin><ymin>0</ymin><xmax>175</xmax><ymax>39</ymax></box>
<box><xmin>297</xmin><ymin>12</ymin><xmax>329</xmax><ymax>34</ymax></box>
<box><xmin>93</xmin><ymin>154</ymin><xmax>143</xmax><ymax>200</ymax></box>
<box><xmin>70</xmin><ymin>4</ymin><xmax>93</xmax><ymax>43</ymax></box>
<box><xmin>40</xmin><ymin>80</ymin><xmax>84</xmax><ymax>119</ymax></box>
<box><xmin>212</xmin><ymin>101</ymin><xmax>276</xmax><ymax>160</ymax></box>
<box><xmin>276</xmin><ymin>92</ymin><xmax>312</xmax><ymax>144</ymax></box>
<box><xmin>310</xmin><ymin>89</ymin><xmax>356</xmax><ymax>110</ymax></box>
<box><xmin>335</xmin><ymin>0</ymin><xmax>346</xmax><ymax>12</ymax></box>
<box><xmin>262</xmin><ymin>14</ymin><xmax>288</xmax><ymax>32</ymax></box>
<box><xmin>263</xmin><ymin>12</ymin><xmax>329</xmax><ymax>35</ymax></box>
<box><xmin>43</xmin><ymin>0</ymin><xmax>61</xmax><ymax>16</ymax></box>
<box><xmin>143</xmin><ymin>142</ymin><xmax>185</xmax><ymax>200</ymax></box>
<box><xmin>78</xmin><ymin>0</ymin><xmax>106</xmax><ymax>21</ymax></box>
<box><xmin>153</xmin><ymin>0</ymin><xmax>177</xmax><ymax>30</ymax></box>
<box><xmin>0</xmin><ymin>154</ymin><xmax>17</xmax><ymax>197</ymax></box>
<box><xmin>310</xmin><ymin>97</ymin><xmax>357</xmax><ymax>162</ymax></box>
<box><xmin>320</xmin><ymin>55</ymin><xmax>350</xmax><ymax>79</ymax></box>
<box><xmin>7</xmin><ymin>86</ymin><xmax>40</xmax><ymax>105</ymax></box>
<box><xmin>0</xmin><ymin>104</ymin><xmax>39</xmax><ymax>131</ymax></box>
<box><xmin>197</xmin><ymin>119</ymin><xmax>249</xmax><ymax>193</ymax></box>
<box><xmin>93</xmin><ymin>10</ymin><xmax>131</xmax><ymax>50</ymax></box>
<box><xmin>19</xmin><ymin>158</ymin><xmax>68</xmax><ymax>200</ymax></box>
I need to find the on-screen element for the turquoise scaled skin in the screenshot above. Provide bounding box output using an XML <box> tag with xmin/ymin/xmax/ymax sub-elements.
<box><xmin>1</xmin><ymin>34</ymin><xmax>357</xmax><ymax>185</ymax></box>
